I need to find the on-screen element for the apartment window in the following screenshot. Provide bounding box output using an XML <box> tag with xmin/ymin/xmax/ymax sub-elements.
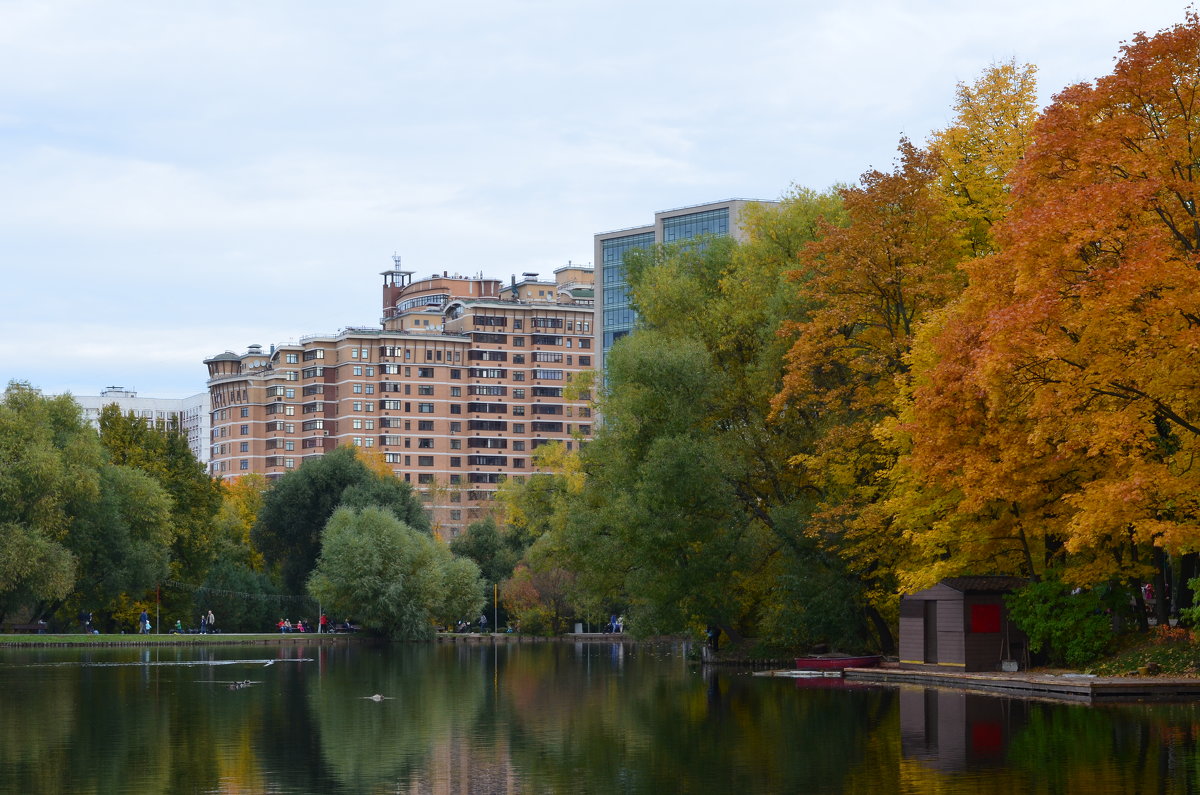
<box><xmin>513</xmin><ymin>441</ymin><xmax>526</xmax><ymax>451</ymax></box>
<box><xmin>513</xmin><ymin>372</ymin><xmax>525</xmax><ymax>381</ymax></box>
<box><xmin>418</xmin><ymin>420</ymin><xmax>434</xmax><ymax>431</ymax></box>
<box><xmin>513</xmin><ymin>389</ymin><xmax>525</xmax><ymax>399</ymax></box>
<box><xmin>579</xmin><ymin>356</ymin><xmax>591</xmax><ymax>366</ymax></box>
<box><xmin>450</xmin><ymin>386</ymin><xmax>461</xmax><ymax>397</ymax></box>
<box><xmin>366</xmin><ymin>366</ymin><xmax>375</xmax><ymax>376</ymax></box>
<box><xmin>285</xmin><ymin>440</ymin><xmax>295</xmax><ymax>450</ymax></box>
<box><xmin>450</xmin><ymin>439</ymin><xmax>461</xmax><ymax>450</ymax></box>
<box><xmin>450</xmin><ymin>369</ymin><xmax>462</xmax><ymax>379</ymax></box>
<box><xmin>418</xmin><ymin>438</ymin><xmax>434</xmax><ymax>448</ymax></box>
<box><xmin>240</xmin><ymin>442</ymin><xmax>249</xmax><ymax>452</ymax></box>
<box><xmin>513</xmin><ymin>458</ymin><xmax>526</xmax><ymax>468</ymax></box>
<box><xmin>418</xmin><ymin>473</ymin><xmax>433</xmax><ymax>484</ymax></box>
<box><xmin>513</xmin><ymin>423</ymin><xmax>525</xmax><ymax>433</ymax></box>
<box><xmin>513</xmin><ymin>337</ymin><xmax>525</xmax><ymax>346</ymax></box>
<box><xmin>579</xmin><ymin>338</ymin><xmax>591</xmax><ymax>349</ymax></box>
<box><xmin>240</xmin><ymin>425</ymin><xmax>249</xmax><ymax>435</ymax></box>
<box><xmin>285</xmin><ymin>353</ymin><xmax>299</xmax><ymax>364</ymax></box>
<box><xmin>418</xmin><ymin>456</ymin><xmax>434</xmax><ymax>466</ymax></box>
<box><xmin>240</xmin><ymin>460</ymin><xmax>248</xmax><ymax>471</ymax></box>
<box><xmin>450</xmin><ymin>404</ymin><xmax>462</xmax><ymax>414</ymax></box>
<box><xmin>450</xmin><ymin>510</ymin><xmax>462</xmax><ymax>521</ymax></box>
<box><xmin>418</xmin><ymin>403</ymin><xmax>434</xmax><ymax>413</ymax></box>
<box><xmin>285</xmin><ymin>458</ymin><xmax>295</xmax><ymax>468</ymax></box>
<box><xmin>450</xmin><ymin>456</ymin><xmax>461</xmax><ymax>467</ymax></box>
<box><xmin>240</xmin><ymin>407</ymin><xmax>249</xmax><ymax>417</ymax></box>
<box><xmin>353</xmin><ymin>366</ymin><xmax>363</xmax><ymax>376</ymax></box>
<box><xmin>418</xmin><ymin>367</ymin><xmax>434</xmax><ymax>378</ymax></box>
<box><xmin>365</xmin><ymin>385</ymin><xmax>374</xmax><ymax>394</ymax></box>
<box><xmin>353</xmin><ymin>384</ymin><xmax>363</xmax><ymax>394</ymax></box>
<box><xmin>450</xmin><ymin>475</ymin><xmax>462</xmax><ymax>485</ymax></box>
<box><xmin>418</xmin><ymin>385</ymin><xmax>434</xmax><ymax>395</ymax></box>
<box><xmin>353</xmin><ymin>419</ymin><xmax>362</xmax><ymax>429</ymax></box>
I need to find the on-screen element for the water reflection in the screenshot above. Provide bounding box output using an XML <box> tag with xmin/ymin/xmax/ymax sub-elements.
<box><xmin>5</xmin><ymin>642</ymin><xmax>1200</xmax><ymax>793</ymax></box>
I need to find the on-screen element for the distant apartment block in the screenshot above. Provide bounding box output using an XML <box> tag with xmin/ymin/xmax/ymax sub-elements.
<box><xmin>72</xmin><ymin>387</ymin><xmax>212</xmax><ymax>464</ymax></box>
<box><xmin>205</xmin><ymin>260</ymin><xmax>595</xmax><ymax>538</ymax></box>
<box><xmin>594</xmin><ymin>199</ymin><xmax>777</xmax><ymax>371</ymax></box>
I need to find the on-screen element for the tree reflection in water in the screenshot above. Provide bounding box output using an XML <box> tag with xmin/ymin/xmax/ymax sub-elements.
<box><xmin>3</xmin><ymin>643</ymin><xmax>1200</xmax><ymax>793</ymax></box>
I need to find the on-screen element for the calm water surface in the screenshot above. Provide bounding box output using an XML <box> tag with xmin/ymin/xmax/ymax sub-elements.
<box><xmin>2</xmin><ymin>640</ymin><xmax>1199</xmax><ymax>793</ymax></box>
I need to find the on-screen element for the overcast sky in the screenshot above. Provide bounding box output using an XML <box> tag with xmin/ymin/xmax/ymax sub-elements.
<box><xmin>1</xmin><ymin>1</ymin><xmax>1191</xmax><ymax>397</ymax></box>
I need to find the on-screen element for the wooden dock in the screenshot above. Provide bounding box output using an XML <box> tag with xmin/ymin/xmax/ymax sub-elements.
<box><xmin>841</xmin><ymin>666</ymin><xmax>1200</xmax><ymax>703</ymax></box>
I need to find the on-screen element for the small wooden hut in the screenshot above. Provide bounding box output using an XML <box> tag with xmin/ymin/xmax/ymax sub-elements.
<box><xmin>899</xmin><ymin>577</ymin><xmax>1028</xmax><ymax>672</ymax></box>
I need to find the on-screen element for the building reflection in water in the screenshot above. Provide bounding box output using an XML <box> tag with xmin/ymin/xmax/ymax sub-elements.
<box><xmin>900</xmin><ymin>687</ymin><xmax>1029</xmax><ymax>771</ymax></box>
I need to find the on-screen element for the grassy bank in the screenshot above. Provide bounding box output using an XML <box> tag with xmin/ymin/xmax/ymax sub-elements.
<box><xmin>1087</xmin><ymin>626</ymin><xmax>1200</xmax><ymax>677</ymax></box>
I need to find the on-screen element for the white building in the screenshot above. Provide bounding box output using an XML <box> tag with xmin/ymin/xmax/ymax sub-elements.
<box><xmin>73</xmin><ymin>386</ymin><xmax>211</xmax><ymax>465</ymax></box>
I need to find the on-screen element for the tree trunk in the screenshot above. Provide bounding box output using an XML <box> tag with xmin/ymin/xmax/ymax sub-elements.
<box><xmin>1153</xmin><ymin>546</ymin><xmax>1169</xmax><ymax>626</ymax></box>
<box><xmin>865</xmin><ymin>605</ymin><xmax>895</xmax><ymax>654</ymax></box>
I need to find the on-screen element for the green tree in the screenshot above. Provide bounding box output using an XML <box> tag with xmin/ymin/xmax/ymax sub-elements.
<box><xmin>448</xmin><ymin>516</ymin><xmax>523</xmax><ymax>586</ymax></box>
<box><xmin>63</xmin><ymin>463</ymin><xmax>174</xmax><ymax>622</ymax></box>
<box><xmin>252</xmin><ymin>446</ymin><xmax>428</xmax><ymax>593</ymax></box>
<box><xmin>307</xmin><ymin>506</ymin><xmax>483</xmax><ymax>639</ymax></box>
<box><xmin>99</xmin><ymin>405</ymin><xmax>222</xmax><ymax>587</ymax></box>
<box><xmin>195</xmin><ymin>558</ymin><xmax>280</xmax><ymax>632</ymax></box>
<box><xmin>0</xmin><ymin>383</ymin><xmax>102</xmax><ymax>622</ymax></box>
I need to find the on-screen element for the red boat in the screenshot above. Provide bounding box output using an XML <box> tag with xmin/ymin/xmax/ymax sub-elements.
<box><xmin>793</xmin><ymin>655</ymin><xmax>882</xmax><ymax>671</ymax></box>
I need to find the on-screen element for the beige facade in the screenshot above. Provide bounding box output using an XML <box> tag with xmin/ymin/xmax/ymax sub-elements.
<box><xmin>205</xmin><ymin>263</ymin><xmax>595</xmax><ymax>538</ymax></box>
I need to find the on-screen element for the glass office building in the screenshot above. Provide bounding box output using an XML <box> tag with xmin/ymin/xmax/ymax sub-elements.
<box><xmin>594</xmin><ymin>200</ymin><xmax>771</xmax><ymax>372</ymax></box>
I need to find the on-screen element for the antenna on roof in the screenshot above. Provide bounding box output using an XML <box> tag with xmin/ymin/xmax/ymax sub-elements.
<box><xmin>392</xmin><ymin>253</ymin><xmax>402</xmax><ymax>269</ymax></box>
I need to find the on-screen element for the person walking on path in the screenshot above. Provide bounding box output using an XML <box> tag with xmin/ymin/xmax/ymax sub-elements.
<box><xmin>139</xmin><ymin>610</ymin><xmax>149</xmax><ymax>635</ymax></box>
<box><xmin>199</xmin><ymin>613</ymin><xmax>207</xmax><ymax>634</ymax></box>
<box><xmin>207</xmin><ymin>610</ymin><xmax>216</xmax><ymax>634</ymax></box>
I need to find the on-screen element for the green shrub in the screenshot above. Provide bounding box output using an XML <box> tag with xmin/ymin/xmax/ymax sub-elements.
<box><xmin>1005</xmin><ymin>579</ymin><xmax>1111</xmax><ymax>668</ymax></box>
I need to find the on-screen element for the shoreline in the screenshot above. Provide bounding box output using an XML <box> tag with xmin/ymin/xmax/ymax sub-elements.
<box><xmin>0</xmin><ymin>632</ymin><xmax>356</xmax><ymax>648</ymax></box>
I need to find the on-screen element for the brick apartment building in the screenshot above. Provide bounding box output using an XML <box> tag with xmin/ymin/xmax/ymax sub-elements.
<box><xmin>204</xmin><ymin>259</ymin><xmax>595</xmax><ymax>538</ymax></box>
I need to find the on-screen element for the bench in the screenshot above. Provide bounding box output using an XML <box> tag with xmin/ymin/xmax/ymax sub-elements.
<box><xmin>9</xmin><ymin>622</ymin><xmax>48</xmax><ymax>634</ymax></box>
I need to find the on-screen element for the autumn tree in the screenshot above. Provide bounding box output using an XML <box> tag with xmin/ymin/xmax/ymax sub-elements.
<box><xmin>772</xmin><ymin>142</ymin><xmax>968</xmax><ymax>648</ymax></box>
<box><xmin>897</xmin><ymin>14</ymin><xmax>1200</xmax><ymax>619</ymax></box>
<box><xmin>929</xmin><ymin>59</ymin><xmax>1039</xmax><ymax>256</ymax></box>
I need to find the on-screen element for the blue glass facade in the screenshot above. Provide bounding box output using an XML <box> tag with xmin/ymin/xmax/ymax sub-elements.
<box><xmin>662</xmin><ymin>207</ymin><xmax>729</xmax><ymax>243</ymax></box>
<box><xmin>600</xmin><ymin>231</ymin><xmax>655</xmax><ymax>360</ymax></box>
<box><xmin>599</xmin><ymin>205</ymin><xmax>738</xmax><ymax>371</ymax></box>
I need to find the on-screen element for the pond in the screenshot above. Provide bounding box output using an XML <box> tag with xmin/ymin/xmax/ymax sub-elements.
<box><xmin>1</xmin><ymin>639</ymin><xmax>1199</xmax><ymax>793</ymax></box>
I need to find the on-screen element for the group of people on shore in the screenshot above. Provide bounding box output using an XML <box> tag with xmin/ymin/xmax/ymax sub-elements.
<box><xmin>277</xmin><ymin>615</ymin><xmax>342</xmax><ymax>633</ymax></box>
<box><xmin>151</xmin><ymin>609</ymin><xmax>215</xmax><ymax>635</ymax></box>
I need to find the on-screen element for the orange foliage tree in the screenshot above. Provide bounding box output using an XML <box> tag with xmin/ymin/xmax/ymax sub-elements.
<box><xmin>898</xmin><ymin>14</ymin><xmax>1200</xmax><ymax>604</ymax></box>
<box><xmin>773</xmin><ymin>141</ymin><xmax>967</xmax><ymax>645</ymax></box>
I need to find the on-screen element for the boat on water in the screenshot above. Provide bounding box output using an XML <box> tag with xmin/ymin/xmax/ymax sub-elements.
<box><xmin>793</xmin><ymin>654</ymin><xmax>882</xmax><ymax>671</ymax></box>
